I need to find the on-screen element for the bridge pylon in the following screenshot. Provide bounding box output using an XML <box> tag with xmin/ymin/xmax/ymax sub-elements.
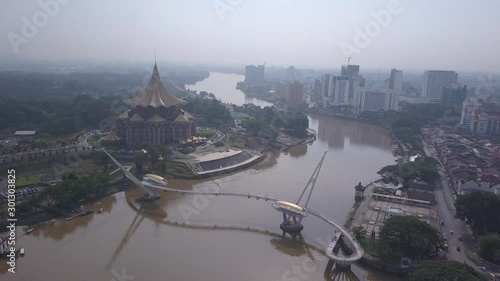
<box><xmin>279</xmin><ymin>213</ymin><xmax>304</xmax><ymax>236</ymax></box>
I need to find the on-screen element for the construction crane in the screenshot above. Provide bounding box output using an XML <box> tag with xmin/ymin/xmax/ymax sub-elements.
<box><xmin>344</xmin><ymin>56</ymin><xmax>352</xmax><ymax>66</ymax></box>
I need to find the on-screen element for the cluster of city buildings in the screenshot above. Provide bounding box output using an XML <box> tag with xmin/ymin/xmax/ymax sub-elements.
<box><xmin>315</xmin><ymin>65</ymin><xmax>400</xmax><ymax>113</ymax></box>
<box><xmin>458</xmin><ymin>96</ymin><xmax>500</xmax><ymax>135</ymax></box>
<box><xmin>315</xmin><ymin>67</ymin><xmax>468</xmax><ymax>114</ymax></box>
<box><xmin>422</xmin><ymin>126</ymin><xmax>500</xmax><ymax>195</ymax></box>
<box><xmin>243</xmin><ymin>62</ymin><xmax>475</xmax><ymax>115</ymax></box>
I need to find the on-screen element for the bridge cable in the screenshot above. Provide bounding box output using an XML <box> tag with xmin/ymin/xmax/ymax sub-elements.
<box><xmin>296</xmin><ymin>151</ymin><xmax>328</xmax><ymax>208</ymax></box>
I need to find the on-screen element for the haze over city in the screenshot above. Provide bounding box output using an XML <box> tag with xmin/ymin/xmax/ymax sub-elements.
<box><xmin>2</xmin><ymin>1</ymin><xmax>500</xmax><ymax>281</ymax></box>
<box><xmin>1</xmin><ymin>0</ymin><xmax>500</xmax><ymax>72</ymax></box>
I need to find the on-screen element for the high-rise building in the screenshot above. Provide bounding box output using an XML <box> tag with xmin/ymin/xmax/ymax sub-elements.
<box><xmin>460</xmin><ymin>97</ymin><xmax>481</xmax><ymax>127</ymax></box>
<box><xmin>275</xmin><ymin>82</ymin><xmax>288</xmax><ymax>101</ymax></box>
<box><xmin>287</xmin><ymin>81</ymin><xmax>304</xmax><ymax>108</ymax></box>
<box><xmin>354</xmin><ymin>87</ymin><xmax>398</xmax><ymax>113</ymax></box>
<box><xmin>341</xmin><ymin>64</ymin><xmax>363</xmax><ymax>101</ymax></box>
<box><xmin>441</xmin><ymin>84</ymin><xmax>467</xmax><ymax>108</ymax></box>
<box><xmin>421</xmin><ymin>70</ymin><xmax>458</xmax><ymax>101</ymax></box>
<box><xmin>245</xmin><ymin>65</ymin><xmax>265</xmax><ymax>83</ymax></box>
<box><xmin>341</xmin><ymin>65</ymin><xmax>360</xmax><ymax>77</ymax></box>
<box><xmin>387</xmin><ymin>69</ymin><xmax>403</xmax><ymax>95</ymax></box>
<box><xmin>333</xmin><ymin>76</ymin><xmax>350</xmax><ymax>105</ymax></box>
<box><xmin>285</xmin><ymin>66</ymin><xmax>296</xmax><ymax>80</ymax></box>
<box><xmin>321</xmin><ymin>74</ymin><xmax>335</xmax><ymax>106</ymax></box>
<box><xmin>320</xmin><ymin>75</ymin><xmax>350</xmax><ymax>107</ymax></box>
<box><xmin>312</xmin><ymin>79</ymin><xmax>322</xmax><ymax>102</ymax></box>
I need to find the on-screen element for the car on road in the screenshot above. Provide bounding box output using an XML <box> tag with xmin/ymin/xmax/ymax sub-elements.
<box><xmin>458</xmin><ymin>235</ymin><xmax>463</xmax><ymax>241</ymax></box>
<box><xmin>450</xmin><ymin>230</ymin><xmax>454</xmax><ymax>235</ymax></box>
<box><xmin>457</xmin><ymin>246</ymin><xmax>461</xmax><ymax>252</ymax></box>
<box><xmin>441</xmin><ymin>220</ymin><xmax>444</xmax><ymax>226</ymax></box>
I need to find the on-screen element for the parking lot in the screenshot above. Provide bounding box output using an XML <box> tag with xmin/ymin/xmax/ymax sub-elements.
<box><xmin>352</xmin><ymin>183</ymin><xmax>439</xmax><ymax>239</ymax></box>
<box><xmin>0</xmin><ymin>185</ymin><xmax>43</xmax><ymax>204</ymax></box>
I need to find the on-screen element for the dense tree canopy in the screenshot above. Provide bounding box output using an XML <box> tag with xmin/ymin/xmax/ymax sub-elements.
<box><xmin>378</xmin><ymin>216</ymin><xmax>440</xmax><ymax>259</ymax></box>
<box><xmin>377</xmin><ymin>156</ymin><xmax>440</xmax><ymax>183</ymax></box>
<box><xmin>360</xmin><ymin>103</ymin><xmax>448</xmax><ymax>145</ymax></box>
<box><xmin>183</xmin><ymin>96</ymin><xmax>232</xmax><ymax>127</ymax></box>
<box><xmin>0</xmin><ymin>68</ymin><xmax>209</xmax><ymax>99</ymax></box>
<box><xmin>0</xmin><ymin>94</ymin><xmax>120</xmax><ymax>136</ymax></box>
<box><xmin>455</xmin><ymin>192</ymin><xmax>500</xmax><ymax>235</ymax></box>
<box><xmin>478</xmin><ymin>234</ymin><xmax>500</xmax><ymax>264</ymax></box>
<box><xmin>351</xmin><ymin>226</ymin><xmax>367</xmax><ymax>241</ymax></box>
<box><xmin>32</xmin><ymin>173</ymin><xmax>110</xmax><ymax>206</ymax></box>
<box><xmin>235</xmin><ymin>104</ymin><xmax>309</xmax><ymax>138</ymax></box>
<box><xmin>407</xmin><ymin>261</ymin><xmax>488</xmax><ymax>281</ymax></box>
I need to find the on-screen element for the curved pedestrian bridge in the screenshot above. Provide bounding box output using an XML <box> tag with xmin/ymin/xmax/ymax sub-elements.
<box><xmin>145</xmin><ymin>182</ymin><xmax>364</xmax><ymax>263</ymax></box>
<box><xmin>102</xmin><ymin>148</ymin><xmax>363</xmax><ymax>263</ymax></box>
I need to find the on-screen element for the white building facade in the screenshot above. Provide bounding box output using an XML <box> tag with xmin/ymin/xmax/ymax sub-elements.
<box><xmin>354</xmin><ymin>87</ymin><xmax>398</xmax><ymax>113</ymax></box>
<box><xmin>421</xmin><ymin>70</ymin><xmax>458</xmax><ymax>102</ymax></box>
<box><xmin>460</xmin><ymin>97</ymin><xmax>481</xmax><ymax>127</ymax></box>
<box><xmin>320</xmin><ymin>74</ymin><xmax>350</xmax><ymax>107</ymax></box>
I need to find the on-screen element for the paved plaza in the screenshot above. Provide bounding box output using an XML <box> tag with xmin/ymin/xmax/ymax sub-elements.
<box><xmin>350</xmin><ymin>183</ymin><xmax>439</xmax><ymax>239</ymax></box>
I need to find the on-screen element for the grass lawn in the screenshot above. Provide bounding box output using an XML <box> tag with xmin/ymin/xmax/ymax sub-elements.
<box><xmin>16</xmin><ymin>174</ymin><xmax>43</xmax><ymax>186</ymax></box>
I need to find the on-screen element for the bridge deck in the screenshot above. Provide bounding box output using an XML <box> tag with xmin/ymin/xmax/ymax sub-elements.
<box><xmin>103</xmin><ymin>148</ymin><xmax>363</xmax><ymax>263</ymax></box>
<box><xmin>145</xmin><ymin>182</ymin><xmax>364</xmax><ymax>262</ymax></box>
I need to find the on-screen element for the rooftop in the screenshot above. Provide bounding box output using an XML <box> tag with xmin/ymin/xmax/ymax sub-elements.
<box><xmin>474</xmin><ymin>110</ymin><xmax>500</xmax><ymax>118</ymax></box>
<box><xmin>14</xmin><ymin>130</ymin><xmax>37</xmax><ymax>135</ymax></box>
<box><xmin>128</xmin><ymin>63</ymin><xmax>187</xmax><ymax>108</ymax></box>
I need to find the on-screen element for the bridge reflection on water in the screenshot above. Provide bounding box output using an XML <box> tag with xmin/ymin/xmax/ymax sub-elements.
<box><xmin>119</xmin><ymin>196</ymin><xmax>360</xmax><ymax>281</ymax></box>
<box><xmin>102</xmin><ymin>148</ymin><xmax>364</xmax><ymax>265</ymax></box>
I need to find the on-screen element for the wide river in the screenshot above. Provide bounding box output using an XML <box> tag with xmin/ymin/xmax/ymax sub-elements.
<box><xmin>1</xmin><ymin>72</ymin><xmax>399</xmax><ymax>281</ymax></box>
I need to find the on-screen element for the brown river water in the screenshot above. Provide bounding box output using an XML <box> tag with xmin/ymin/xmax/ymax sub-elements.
<box><xmin>1</xmin><ymin>73</ymin><xmax>401</xmax><ymax>281</ymax></box>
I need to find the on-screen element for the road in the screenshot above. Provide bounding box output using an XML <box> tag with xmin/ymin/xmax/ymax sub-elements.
<box><xmin>422</xmin><ymin>142</ymin><xmax>481</xmax><ymax>269</ymax></box>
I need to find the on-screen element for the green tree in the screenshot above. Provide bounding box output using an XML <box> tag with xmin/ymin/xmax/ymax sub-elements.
<box><xmin>478</xmin><ymin>234</ymin><xmax>500</xmax><ymax>264</ymax></box>
<box><xmin>455</xmin><ymin>192</ymin><xmax>500</xmax><ymax>235</ymax></box>
<box><xmin>92</xmin><ymin>151</ymin><xmax>110</xmax><ymax>171</ymax></box>
<box><xmin>378</xmin><ymin>164</ymin><xmax>399</xmax><ymax>175</ymax></box>
<box><xmin>419</xmin><ymin>166</ymin><xmax>440</xmax><ymax>182</ymax></box>
<box><xmin>199</xmin><ymin>91</ymin><xmax>208</xmax><ymax>98</ymax></box>
<box><xmin>378</xmin><ymin>216</ymin><xmax>440</xmax><ymax>259</ymax></box>
<box><xmin>351</xmin><ymin>226</ymin><xmax>367</xmax><ymax>241</ymax></box>
<box><xmin>407</xmin><ymin>261</ymin><xmax>488</xmax><ymax>281</ymax></box>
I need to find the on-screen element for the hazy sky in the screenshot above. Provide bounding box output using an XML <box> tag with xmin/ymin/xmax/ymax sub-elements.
<box><xmin>1</xmin><ymin>0</ymin><xmax>500</xmax><ymax>72</ymax></box>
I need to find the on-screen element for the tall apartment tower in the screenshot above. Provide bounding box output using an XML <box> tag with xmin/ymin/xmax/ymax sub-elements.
<box><xmin>333</xmin><ymin>76</ymin><xmax>350</xmax><ymax>105</ymax></box>
<box><xmin>460</xmin><ymin>97</ymin><xmax>481</xmax><ymax>127</ymax></box>
<box><xmin>341</xmin><ymin>64</ymin><xmax>363</xmax><ymax>101</ymax></box>
<box><xmin>388</xmin><ymin>69</ymin><xmax>403</xmax><ymax>95</ymax></box>
<box><xmin>287</xmin><ymin>81</ymin><xmax>304</xmax><ymax>108</ymax></box>
<box><xmin>320</xmin><ymin>74</ymin><xmax>350</xmax><ymax>107</ymax></box>
<box><xmin>312</xmin><ymin>79</ymin><xmax>322</xmax><ymax>102</ymax></box>
<box><xmin>341</xmin><ymin>65</ymin><xmax>360</xmax><ymax>77</ymax></box>
<box><xmin>421</xmin><ymin>70</ymin><xmax>458</xmax><ymax>101</ymax></box>
<box><xmin>441</xmin><ymin>84</ymin><xmax>467</xmax><ymax>108</ymax></box>
<box><xmin>245</xmin><ymin>65</ymin><xmax>265</xmax><ymax>83</ymax></box>
<box><xmin>321</xmin><ymin>74</ymin><xmax>335</xmax><ymax>106</ymax></box>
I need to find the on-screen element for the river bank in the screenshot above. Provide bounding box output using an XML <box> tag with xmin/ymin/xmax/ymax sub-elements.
<box><xmin>1</xmin><ymin>72</ymin><xmax>400</xmax><ymax>281</ymax></box>
<box><xmin>305</xmin><ymin>109</ymin><xmax>391</xmax><ymax>130</ymax></box>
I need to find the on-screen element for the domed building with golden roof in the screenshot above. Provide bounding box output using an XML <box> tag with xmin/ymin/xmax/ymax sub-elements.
<box><xmin>114</xmin><ymin>63</ymin><xmax>197</xmax><ymax>145</ymax></box>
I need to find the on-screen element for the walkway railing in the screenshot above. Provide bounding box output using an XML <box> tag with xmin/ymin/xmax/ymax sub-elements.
<box><xmin>146</xmin><ymin>182</ymin><xmax>364</xmax><ymax>262</ymax></box>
